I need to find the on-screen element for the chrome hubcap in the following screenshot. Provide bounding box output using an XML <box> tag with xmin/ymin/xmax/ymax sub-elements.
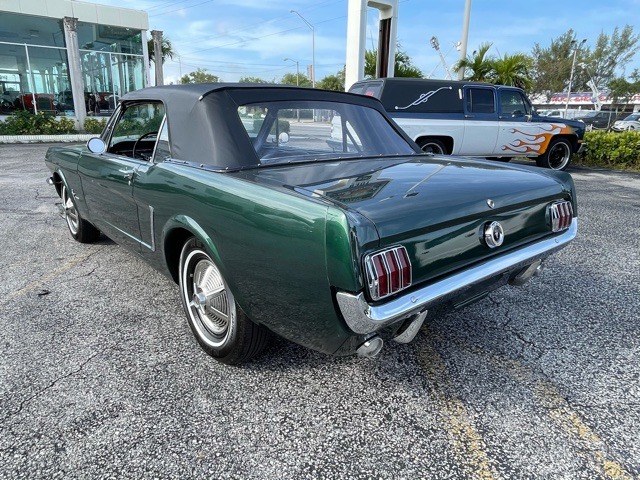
<box><xmin>62</xmin><ymin>186</ymin><xmax>79</xmax><ymax>235</ymax></box>
<box><xmin>188</xmin><ymin>258</ymin><xmax>229</xmax><ymax>336</ymax></box>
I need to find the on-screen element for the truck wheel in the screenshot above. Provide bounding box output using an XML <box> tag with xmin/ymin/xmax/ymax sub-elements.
<box><xmin>536</xmin><ymin>137</ymin><xmax>572</xmax><ymax>171</ymax></box>
<box><xmin>179</xmin><ymin>237</ymin><xmax>270</xmax><ymax>364</ymax></box>
<box><xmin>417</xmin><ymin>138</ymin><xmax>446</xmax><ymax>154</ymax></box>
<box><xmin>61</xmin><ymin>184</ymin><xmax>100</xmax><ymax>243</ymax></box>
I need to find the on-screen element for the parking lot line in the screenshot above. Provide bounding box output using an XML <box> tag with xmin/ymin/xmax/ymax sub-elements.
<box><xmin>436</xmin><ymin>334</ymin><xmax>633</xmax><ymax>480</ymax></box>
<box><xmin>4</xmin><ymin>246</ymin><xmax>105</xmax><ymax>304</ymax></box>
<box><xmin>417</xmin><ymin>328</ymin><xmax>500</xmax><ymax>480</ymax></box>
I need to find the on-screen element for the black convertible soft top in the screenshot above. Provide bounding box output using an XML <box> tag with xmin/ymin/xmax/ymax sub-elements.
<box><xmin>120</xmin><ymin>84</ymin><xmax>401</xmax><ymax>169</ymax></box>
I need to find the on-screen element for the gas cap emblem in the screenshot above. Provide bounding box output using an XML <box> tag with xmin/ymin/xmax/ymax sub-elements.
<box><xmin>483</xmin><ymin>221</ymin><xmax>504</xmax><ymax>248</ymax></box>
<box><xmin>486</xmin><ymin>199</ymin><xmax>495</xmax><ymax>209</ymax></box>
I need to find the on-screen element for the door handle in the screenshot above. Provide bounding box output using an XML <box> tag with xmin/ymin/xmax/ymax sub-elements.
<box><xmin>123</xmin><ymin>170</ymin><xmax>135</xmax><ymax>181</ymax></box>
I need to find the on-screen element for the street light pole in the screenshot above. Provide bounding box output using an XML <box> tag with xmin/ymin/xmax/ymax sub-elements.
<box><xmin>284</xmin><ymin>57</ymin><xmax>299</xmax><ymax>85</ymax></box>
<box><xmin>284</xmin><ymin>58</ymin><xmax>300</xmax><ymax>121</ymax></box>
<box><xmin>565</xmin><ymin>38</ymin><xmax>587</xmax><ymax>117</ymax></box>
<box><xmin>290</xmin><ymin>10</ymin><xmax>315</xmax><ymax>88</ymax></box>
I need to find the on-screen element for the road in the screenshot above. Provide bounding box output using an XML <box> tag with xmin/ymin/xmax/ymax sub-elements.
<box><xmin>1</xmin><ymin>144</ymin><xmax>639</xmax><ymax>479</ymax></box>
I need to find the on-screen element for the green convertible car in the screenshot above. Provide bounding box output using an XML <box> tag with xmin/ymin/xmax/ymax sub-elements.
<box><xmin>45</xmin><ymin>84</ymin><xmax>577</xmax><ymax>364</ymax></box>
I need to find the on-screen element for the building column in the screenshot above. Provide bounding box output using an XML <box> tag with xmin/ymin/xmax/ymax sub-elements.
<box><xmin>63</xmin><ymin>17</ymin><xmax>86</xmax><ymax>130</ymax></box>
<box><xmin>151</xmin><ymin>30</ymin><xmax>164</xmax><ymax>86</ymax></box>
<box><xmin>141</xmin><ymin>30</ymin><xmax>150</xmax><ymax>87</ymax></box>
<box><xmin>345</xmin><ymin>0</ymin><xmax>398</xmax><ymax>90</ymax></box>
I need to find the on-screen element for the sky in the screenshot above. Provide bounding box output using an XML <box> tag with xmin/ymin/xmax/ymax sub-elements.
<box><xmin>90</xmin><ymin>0</ymin><xmax>640</xmax><ymax>86</ymax></box>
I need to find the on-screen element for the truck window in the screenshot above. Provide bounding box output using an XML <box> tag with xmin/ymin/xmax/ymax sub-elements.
<box><xmin>500</xmin><ymin>90</ymin><xmax>531</xmax><ymax>116</ymax></box>
<box><xmin>466</xmin><ymin>88</ymin><xmax>495</xmax><ymax>114</ymax></box>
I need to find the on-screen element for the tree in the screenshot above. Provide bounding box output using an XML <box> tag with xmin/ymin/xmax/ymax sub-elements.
<box><xmin>531</xmin><ymin>26</ymin><xmax>639</xmax><ymax>100</ymax></box>
<box><xmin>608</xmin><ymin>73</ymin><xmax>640</xmax><ymax>111</ymax></box>
<box><xmin>454</xmin><ymin>42</ymin><xmax>494</xmax><ymax>82</ymax></box>
<box><xmin>317</xmin><ymin>68</ymin><xmax>345</xmax><ymax>91</ymax></box>
<box><xmin>490</xmin><ymin>53</ymin><xmax>533</xmax><ymax>90</ymax></box>
<box><xmin>586</xmin><ymin>26</ymin><xmax>640</xmax><ymax>88</ymax></box>
<box><xmin>364</xmin><ymin>48</ymin><xmax>423</xmax><ymax>78</ymax></box>
<box><xmin>180</xmin><ymin>68</ymin><xmax>221</xmax><ymax>84</ymax></box>
<box><xmin>239</xmin><ymin>77</ymin><xmax>271</xmax><ymax>83</ymax></box>
<box><xmin>530</xmin><ymin>30</ymin><xmax>581</xmax><ymax>99</ymax></box>
<box><xmin>147</xmin><ymin>37</ymin><xmax>175</xmax><ymax>65</ymax></box>
<box><xmin>280</xmin><ymin>72</ymin><xmax>312</xmax><ymax>87</ymax></box>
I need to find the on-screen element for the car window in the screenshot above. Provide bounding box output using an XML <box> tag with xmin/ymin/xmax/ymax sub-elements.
<box><xmin>107</xmin><ymin>102</ymin><xmax>165</xmax><ymax>159</ymax></box>
<box><xmin>152</xmin><ymin>117</ymin><xmax>172</xmax><ymax>162</ymax></box>
<box><xmin>466</xmin><ymin>88</ymin><xmax>495</xmax><ymax>114</ymax></box>
<box><xmin>237</xmin><ymin>100</ymin><xmax>416</xmax><ymax>165</ymax></box>
<box><xmin>500</xmin><ymin>90</ymin><xmax>530</xmax><ymax>116</ymax></box>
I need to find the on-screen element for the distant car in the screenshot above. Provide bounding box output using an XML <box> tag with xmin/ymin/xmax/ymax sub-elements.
<box><xmin>45</xmin><ymin>83</ymin><xmax>578</xmax><ymax>364</ymax></box>
<box><xmin>612</xmin><ymin>113</ymin><xmax>640</xmax><ymax>131</ymax></box>
<box><xmin>575</xmin><ymin>110</ymin><xmax>620</xmax><ymax>130</ymax></box>
<box><xmin>15</xmin><ymin>93</ymin><xmax>57</xmax><ymax>113</ymax></box>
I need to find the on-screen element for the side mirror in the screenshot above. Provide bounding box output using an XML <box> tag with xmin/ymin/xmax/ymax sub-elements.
<box><xmin>278</xmin><ymin>132</ymin><xmax>290</xmax><ymax>144</ymax></box>
<box><xmin>87</xmin><ymin>137</ymin><xmax>106</xmax><ymax>154</ymax></box>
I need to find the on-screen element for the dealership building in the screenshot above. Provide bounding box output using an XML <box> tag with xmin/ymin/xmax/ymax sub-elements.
<box><xmin>0</xmin><ymin>0</ymin><xmax>149</xmax><ymax>126</ymax></box>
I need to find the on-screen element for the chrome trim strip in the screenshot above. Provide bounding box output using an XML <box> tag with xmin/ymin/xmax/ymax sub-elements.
<box><xmin>337</xmin><ymin>219</ymin><xmax>578</xmax><ymax>335</ymax></box>
<box><xmin>149</xmin><ymin>205</ymin><xmax>156</xmax><ymax>252</ymax></box>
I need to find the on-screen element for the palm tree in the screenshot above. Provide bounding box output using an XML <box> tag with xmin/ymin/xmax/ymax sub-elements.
<box><xmin>490</xmin><ymin>53</ymin><xmax>533</xmax><ymax>90</ymax></box>
<box><xmin>364</xmin><ymin>48</ymin><xmax>423</xmax><ymax>78</ymax></box>
<box><xmin>454</xmin><ymin>42</ymin><xmax>494</xmax><ymax>81</ymax></box>
<box><xmin>147</xmin><ymin>37</ymin><xmax>175</xmax><ymax>65</ymax></box>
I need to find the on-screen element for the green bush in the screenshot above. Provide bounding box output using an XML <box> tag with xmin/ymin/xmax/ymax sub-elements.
<box><xmin>575</xmin><ymin>131</ymin><xmax>640</xmax><ymax>170</ymax></box>
<box><xmin>84</xmin><ymin>117</ymin><xmax>108</xmax><ymax>134</ymax></box>
<box><xmin>0</xmin><ymin>110</ymin><xmax>77</xmax><ymax>135</ymax></box>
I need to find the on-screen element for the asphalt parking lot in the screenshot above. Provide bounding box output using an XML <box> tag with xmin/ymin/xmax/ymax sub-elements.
<box><xmin>1</xmin><ymin>143</ymin><xmax>639</xmax><ymax>479</ymax></box>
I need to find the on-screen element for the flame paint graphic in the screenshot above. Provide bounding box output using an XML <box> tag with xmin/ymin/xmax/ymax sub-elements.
<box><xmin>501</xmin><ymin>123</ymin><xmax>575</xmax><ymax>154</ymax></box>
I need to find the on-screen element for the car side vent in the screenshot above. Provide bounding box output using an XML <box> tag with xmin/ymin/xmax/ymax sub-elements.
<box><xmin>364</xmin><ymin>246</ymin><xmax>412</xmax><ymax>301</ymax></box>
<box><xmin>548</xmin><ymin>201</ymin><xmax>573</xmax><ymax>232</ymax></box>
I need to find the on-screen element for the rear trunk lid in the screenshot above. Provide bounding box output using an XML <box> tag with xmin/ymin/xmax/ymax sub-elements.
<box><xmin>234</xmin><ymin>156</ymin><xmax>574</xmax><ymax>286</ymax></box>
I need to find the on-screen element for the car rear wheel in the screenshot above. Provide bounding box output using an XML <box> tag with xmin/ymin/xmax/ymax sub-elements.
<box><xmin>536</xmin><ymin>137</ymin><xmax>572</xmax><ymax>171</ymax></box>
<box><xmin>179</xmin><ymin>238</ymin><xmax>270</xmax><ymax>364</ymax></box>
<box><xmin>417</xmin><ymin>138</ymin><xmax>447</xmax><ymax>154</ymax></box>
<box><xmin>61</xmin><ymin>184</ymin><xmax>100</xmax><ymax>243</ymax></box>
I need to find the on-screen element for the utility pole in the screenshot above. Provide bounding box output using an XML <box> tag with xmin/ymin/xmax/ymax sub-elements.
<box><xmin>457</xmin><ymin>0</ymin><xmax>472</xmax><ymax>80</ymax></box>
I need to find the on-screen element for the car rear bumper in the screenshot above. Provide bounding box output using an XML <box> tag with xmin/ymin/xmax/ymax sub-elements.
<box><xmin>336</xmin><ymin>219</ymin><xmax>578</xmax><ymax>335</ymax></box>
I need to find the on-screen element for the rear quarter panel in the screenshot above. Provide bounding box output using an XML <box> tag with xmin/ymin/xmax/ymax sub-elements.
<box><xmin>134</xmin><ymin>162</ymin><xmax>358</xmax><ymax>355</ymax></box>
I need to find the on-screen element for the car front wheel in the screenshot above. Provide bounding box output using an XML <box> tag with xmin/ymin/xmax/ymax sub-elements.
<box><xmin>178</xmin><ymin>238</ymin><xmax>270</xmax><ymax>364</ymax></box>
<box><xmin>536</xmin><ymin>137</ymin><xmax>572</xmax><ymax>171</ymax></box>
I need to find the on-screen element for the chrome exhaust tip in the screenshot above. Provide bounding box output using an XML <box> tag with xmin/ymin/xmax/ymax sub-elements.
<box><xmin>356</xmin><ymin>336</ymin><xmax>384</xmax><ymax>358</ymax></box>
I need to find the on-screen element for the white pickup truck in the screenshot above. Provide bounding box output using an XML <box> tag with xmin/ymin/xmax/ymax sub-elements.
<box><xmin>348</xmin><ymin>78</ymin><xmax>586</xmax><ymax>171</ymax></box>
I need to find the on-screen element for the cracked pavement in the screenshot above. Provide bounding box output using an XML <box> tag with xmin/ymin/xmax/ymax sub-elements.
<box><xmin>1</xmin><ymin>144</ymin><xmax>639</xmax><ymax>479</ymax></box>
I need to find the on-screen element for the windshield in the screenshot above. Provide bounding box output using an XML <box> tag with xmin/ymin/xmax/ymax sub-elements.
<box><xmin>238</xmin><ymin>100</ymin><xmax>416</xmax><ymax>166</ymax></box>
<box><xmin>624</xmin><ymin>114</ymin><xmax>640</xmax><ymax>121</ymax></box>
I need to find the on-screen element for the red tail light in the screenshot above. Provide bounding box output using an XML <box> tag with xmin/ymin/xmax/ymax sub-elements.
<box><xmin>548</xmin><ymin>201</ymin><xmax>573</xmax><ymax>232</ymax></box>
<box><xmin>364</xmin><ymin>246</ymin><xmax>412</xmax><ymax>301</ymax></box>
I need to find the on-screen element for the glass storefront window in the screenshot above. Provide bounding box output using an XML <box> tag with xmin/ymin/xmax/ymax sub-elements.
<box><xmin>0</xmin><ymin>14</ymin><xmax>145</xmax><ymax>117</ymax></box>
<box><xmin>0</xmin><ymin>13</ymin><xmax>66</xmax><ymax>48</ymax></box>
<box><xmin>0</xmin><ymin>42</ymin><xmax>70</xmax><ymax>114</ymax></box>
<box><xmin>77</xmin><ymin>22</ymin><xmax>143</xmax><ymax>55</ymax></box>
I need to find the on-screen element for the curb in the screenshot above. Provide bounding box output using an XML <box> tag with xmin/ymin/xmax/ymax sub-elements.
<box><xmin>0</xmin><ymin>134</ymin><xmax>94</xmax><ymax>144</ymax></box>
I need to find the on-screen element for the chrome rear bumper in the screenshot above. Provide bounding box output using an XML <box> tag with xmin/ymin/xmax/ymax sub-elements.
<box><xmin>336</xmin><ymin>219</ymin><xmax>578</xmax><ymax>335</ymax></box>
